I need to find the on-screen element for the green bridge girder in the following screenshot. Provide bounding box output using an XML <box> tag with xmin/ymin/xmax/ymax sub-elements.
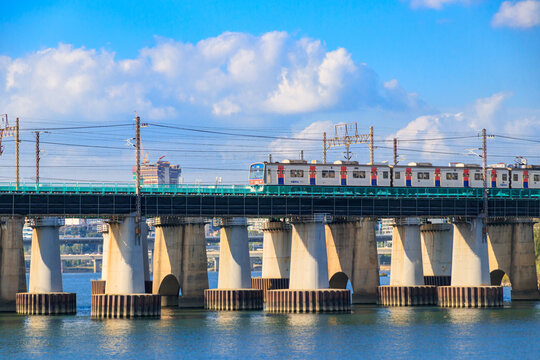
<box><xmin>0</xmin><ymin>183</ymin><xmax>539</xmax><ymax>199</ymax></box>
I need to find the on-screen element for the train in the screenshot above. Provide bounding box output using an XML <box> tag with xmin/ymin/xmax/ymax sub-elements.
<box><xmin>248</xmin><ymin>159</ymin><xmax>540</xmax><ymax>189</ymax></box>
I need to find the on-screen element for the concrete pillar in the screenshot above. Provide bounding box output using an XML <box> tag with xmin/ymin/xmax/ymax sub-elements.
<box><xmin>487</xmin><ymin>219</ymin><xmax>539</xmax><ymax>300</ymax></box>
<box><xmin>0</xmin><ymin>217</ymin><xmax>27</xmax><ymax>311</ymax></box>
<box><xmin>152</xmin><ymin>217</ymin><xmax>208</xmax><ymax>307</ymax></box>
<box><xmin>420</xmin><ymin>223</ymin><xmax>453</xmax><ymax>276</ymax></box>
<box><xmin>141</xmin><ymin>222</ymin><xmax>150</xmax><ymax>283</ymax></box>
<box><xmin>390</xmin><ymin>218</ymin><xmax>424</xmax><ymax>286</ymax></box>
<box><xmin>104</xmin><ymin>216</ymin><xmax>145</xmax><ymax>294</ymax></box>
<box><xmin>289</xmin><ymin>215</ymin><xmax>329</xmax><ymax>290</ymax></box>
<box><xmin>217</xmin><ymin>218</ymin><xmax>251</xmax><ymax>289</ymax></box>
<box><xmin>351</xmin><ymin>218</ymin><xmax>380</xmax><ymax>303</ymax></box>
<box><xmin>28</xmin><ymin>218</ymin><xmax>63</xmax><ymax>293</ymax></box>
<box><xmin>99</xmin><ymin>224</ymin><xmax>110</xmax><ymax>281</ymax></box>
<box><xmin>325</xmin><ymin>218</ymin><xmax>380</xmax><ymax>303</ymax></box>
<box><xmin>451</xmin><ymin>217</ymin><xmax>490</xmax><ymax>286</ymax></box>
<box><xmin>261</xmin><ymin>220</ymin><xmax>291</xmax><ymax>278</ymax></box>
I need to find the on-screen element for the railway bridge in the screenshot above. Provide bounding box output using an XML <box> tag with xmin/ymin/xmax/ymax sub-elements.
<box><xmin>1</xmin><ymin>183</ymin><xmax>539</xmax><ymax>315</ymax></box>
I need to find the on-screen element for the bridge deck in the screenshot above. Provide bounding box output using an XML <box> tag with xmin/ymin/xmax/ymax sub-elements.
<box><xmin>1</xmin><ymin>183</ymin><xmax>539</xmax><ymax>217</ymax></box>
<box><xmin>1</xmin><ymin>183</ymin><xmax>540</xmax><ymax>198</ymax></box>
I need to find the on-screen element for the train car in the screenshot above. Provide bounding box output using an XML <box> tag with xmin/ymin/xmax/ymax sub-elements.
<box><xmin>508</xmin><ymin>165</ymin><xmax>540</xmax><ymax>189</ymax></box>
<box><xmin>391</xmin><ymin>163</ymin><xmax>510</xmax><ymax>188</ymax></box>
<box><xmin>249</xmin><ymin>160</ymin><xmax>392</xmax><ymax>187</ymax></box>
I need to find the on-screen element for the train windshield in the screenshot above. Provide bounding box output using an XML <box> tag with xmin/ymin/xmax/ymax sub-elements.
<box><xmin>249</xmin><ymin>163</ymin><xmax>264</xmax><ymax>179</ymax></box>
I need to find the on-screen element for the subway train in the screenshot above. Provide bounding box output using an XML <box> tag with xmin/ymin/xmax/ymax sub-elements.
<box><xmin>248</xmin><ymin>159</ymin><xmax>540</xmax><ymax>189</ymax></box>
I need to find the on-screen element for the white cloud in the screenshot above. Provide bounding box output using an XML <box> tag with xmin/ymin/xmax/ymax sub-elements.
<box><xmin>409</xmin><ymin>0</ymin><xmax>471</xmax><ymax>10</ymax></box>
<box><xmin>492</xmin><ymin>1</ymin><xmax>540</xmax><ymax>28</ymax></box>
<box><xmin>471</xmin><ymin>92</ymin><xmax>511</xmax><ymax>129</ymax></box>
<box><xmin>0</xmin><ymin>31</ymin><xmax>425</xmax><ymax>122</ymax></box>
<box><xmin>389</xmin><ymin>113</ymin><xmax>464</xmax><ymax>162</ymax></box>
<box><xmin>388</xmin><ymin>92</ymin><xmax>540</xmax><ymax>164</ymax></box>
<box><xmin>269</xmin><ymin>121</ymin><xmax>334</xmax><ymax>160</ymax></box>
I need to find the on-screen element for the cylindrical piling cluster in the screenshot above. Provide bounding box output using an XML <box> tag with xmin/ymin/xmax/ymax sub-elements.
<box><xmin>424</xmin><ymin>276</ymin><xmax>451</xmax><ymax>286</ymax></box>
<box><xmin>377</xmin><ymin>286</ymin><xmax>437</xmax><ymax>306</ymax></box>
<box><xmin>91</xmin><ymin>280</ymin><xmax>106</xmax><ymax>295</ymax></box>
<box><xmin>251</xmin><ymin>278</ymin><xmax>289</xmax><ymax>301</ymax></box>
<box><xmin>16</xmin><ymin>292</ymin><xmax>76</xmax><ymax>315</ymax></box>
<box><xmin>91</xmin><ymin>294</ymin><xmax>161</xmax><ymax>318</ymax></box>
<box><xmin>437</xmin><ymin>286</ymin><xmax>503</xmax><ymax>307</ymax></box>
<box><xmin>266</xmin><ymin>289</ymin><xmax>351</xmax><ymax>313</ymax></box>
<box><xmin>204</xmin><ymin>289</ymin><xmax>263</xmax><ymax>310</ymax></box>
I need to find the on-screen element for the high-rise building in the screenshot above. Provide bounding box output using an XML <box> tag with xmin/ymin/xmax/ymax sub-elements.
<box><xmin>133</xmin><ymin>157</ymin><xmax>182</xmax><ymax>185</ymax></box>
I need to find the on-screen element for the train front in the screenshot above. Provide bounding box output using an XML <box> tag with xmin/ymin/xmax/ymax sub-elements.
<box><xmin>249</xmin><ymin>163</ymin><xmax>265</xmax><ymax>185</ymax></box>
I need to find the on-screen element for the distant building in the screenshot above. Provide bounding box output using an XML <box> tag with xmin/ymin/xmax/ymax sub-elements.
<box><xmin>64</xmin><ymin>218</ymin><xmax>83</xmax><ymax>226</ymax></box>
<box><xmin>133</xmin><ymin>156</ymin><xmax>182</xmax><ymax>185</ymax></box>
<box><xmin>377</xmin><ymin>218</ymin><xmax>393</xmax><ymax>236</ymax></box>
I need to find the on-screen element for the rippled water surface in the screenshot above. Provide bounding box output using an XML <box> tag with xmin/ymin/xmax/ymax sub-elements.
<box><xmin>0</xmin><ymin>273</ymin><xmax>539</xmax><ymax>359</ymax></box>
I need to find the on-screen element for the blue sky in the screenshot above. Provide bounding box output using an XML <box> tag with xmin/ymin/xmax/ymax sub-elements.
<box><xmin>1</xmin><ymin>0</ymin><xmax>539</xmax><ymax>183</ymax></box>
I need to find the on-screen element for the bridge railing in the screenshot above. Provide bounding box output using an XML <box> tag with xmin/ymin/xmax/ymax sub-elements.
<box><xmin>1</xmin><ymin>182</ymin><xmax>540</xmax><ymax>199</ymax></box>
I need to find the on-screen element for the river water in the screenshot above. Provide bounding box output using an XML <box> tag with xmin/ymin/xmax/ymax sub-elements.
<box><xmin>0</xmin><ymin>273</ymin><xmax>539</xmax><ymax>359</ymax></box>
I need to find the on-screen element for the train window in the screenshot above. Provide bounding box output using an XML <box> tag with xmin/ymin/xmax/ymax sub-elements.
<box><xmin>395</xmin><ymin>172</ymin><xmax>401</xmax><ymax>179</ymax></box>
<box><xmin>535</xmin><ymin>175</ymin><xmax>540</xmax><ymax>182</ymax></box>
<box><xmin>502</xmin><ymin>174</ymin><xmax>507</xmax><ymax>181</ymax></box>
<box><xmin>382</xmin><ymin>171</ymin><xmax>389</xmax><ymax>179</ymax></box>
<box><xmin>446</xmin><ymin>173</ymin><xmax>458</xmax><ymax>180</ymax></box>
<box><xmin>417</xmin><ymin>172</ymin><xmax>423</xmax><ymax>180</ymax></box>
<box><xmin>290</xmin><ymin>170</ymin><xmax>304</xmax><ymax>178</ymax></box>
<box><xmin>322</xmin><ymin>170</ymin><xmax>335</xmax><ymax>178</ymax></box>
<box><xmin>352</xmin><ymin>171</ymin><xmax>365</xmax><ymax>178</ymax></box>
<box><xmin>513</xmin><ymin>174</ymin><xmax>518</xmax><ymax>181</ymax></box>
<box><xmin>474</xmin><ymin>173</ymin><xmax>482</xmax><ymax>180</ymax></box>
<box><xmin>423</xmin><ymin>172</ymin><xmax>430</xmax><ymax>180</ymax></box>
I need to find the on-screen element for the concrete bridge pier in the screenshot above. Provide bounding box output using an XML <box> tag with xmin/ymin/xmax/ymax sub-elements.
<box><xmin>205</xmin><ymin>217</ymin><xmax>263</xmax><ymax>310</ymax></box>
<box><xmin>326</xmin><ymin>217</ymin><xmax>380</xmax><ymax>304</ymax></box>
<box><xmin>438</xmin><ymin>217</ymin><xmax>502</xmax><ymax>307</ymax></box>
<box><xmin>378</xmin><ymin>218</ymin><xmax>437</xmax><ymax>306</ymax></box>
<box><xmin>90</xmin><ymin>224</ymin><xmax>109</xmax><ymax>295</ymax></box>
<box><xmin>487</xmin><ymin>218</ymin><xmax>539</xmax><ymax>301</ymax></box>
<box><xmin>91</xmin><ymin>216</ymin><xmax>160</xmax><ymax>318</ymax></box>
<box><xmin>152</xmin><ymin>217</ymin><xmax>209</xmax><ymax>308</ymax></box>
<box><xmin>420</xmin><ymin>223</ymin><xmax>453</xmax><ymax>286</ymax></box>
<box><xmin>16</xmin><ymin>218</ymin><xmax>76</xmax><ymax>315</ymax></box>
<box><xmin>266</xmin><ymin>215</ymin><xmax>350</xmax><ymax>313</ymax></box>
<box><xmin>0</xmin><ymin>217</ymin><xmax>27</xmax><ymax>312</ymax></box>
<box><xmin>251</xmin><ymin>220</ymin><xmax>291</xmax><ymax>301</ymax></box>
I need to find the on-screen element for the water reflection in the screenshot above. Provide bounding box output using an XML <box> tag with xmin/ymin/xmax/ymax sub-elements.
<box><xmin>97</xmin><ymin>318</ymin><xmax>137</xmax><ymax>356</ymax></box>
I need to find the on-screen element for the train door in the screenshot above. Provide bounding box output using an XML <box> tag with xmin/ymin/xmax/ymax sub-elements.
<box><xmin>435</xmin><ymin>168</ymin><xmax>441</xmax><ymax>187</ymax></box>
<box><xmin>309</xmin><ymin>166</ymin><xmax>316</xmax><ymax>185</ymax></box>
<box><xmin>406</xmin><ymin>168</ymin><xmax>412</xmax><ymax>187</ymax></box>
<box><xmin>277</xmin><ymin>165</ymin><xmax>284</xmax><ymax>185</ymax></box>
<box><xmin>371</xmin><ymin>167</ymin><xmax>377</xmax><ymax>186</ymax></box>
<box><xmin>340</xmin><ymin>166</ymin><xmax>347</xmax><ymax>186</ymax></box>
<box><xmin>490</xmin><ymin>169</ymin><xmax>497</xmax><ymax>188</ymax></box>
<box><xmin>463</xmin><ymin>169</ymin><xmax>470</xmax><ymax>188</ymax></box>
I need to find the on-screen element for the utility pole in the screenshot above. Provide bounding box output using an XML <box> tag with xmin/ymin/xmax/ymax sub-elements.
<box><xmin>322</xmin><ymin>132</ymin><xmax>327</xmax><ymax>164</ymax></box>
<box><xmin>0</xmin><ymin>115</ymin><xmax>20</xmax><ymax>186</ymax></box>
<box><xmin>134</xmin><ymin>113</ymin><xmax>147</xmax><ymax>245</ymax></box>
<box><xmin>481</xmin><ymin>128</ymin><xmax>487</xmax><ymax>242</ymax></box>
<box><xmin>370</xmin><ymin>126</ymin><xmax>374</xmax><ymax>164</ymax></box>
<box><xmin>15</xmin><ymin>118</ymin><xmax>20</xmax><ymax>187</ymax></box>
<box><xmin>135</xmin><ymin>114</ymin><xmax>141</xmax><ymax>244</ymax></box>
<box><xmin>323</xmin><ymin>123</ymin><xmax>375</xmax><ymax>163</ymax></box>
<box><xmin>393</xmin><ymin>138</ymin><xmax>398</xmax><ymax>166</ymax></box>
<box><xmin>35</xmin><ymin>131</ymin><xmax>40</xmax><ymax>184</ymax></box>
